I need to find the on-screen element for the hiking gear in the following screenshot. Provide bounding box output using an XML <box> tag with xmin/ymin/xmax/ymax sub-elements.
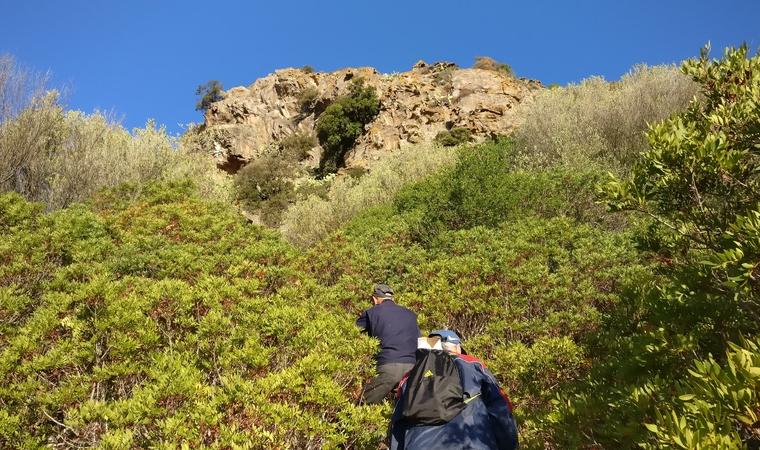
<box><xmin>429</xmin><ymin>329</ymin><xmax>461</xmax><ymax>345</ymax></box>
<box><xmin>356</xmin><ymin>300</ymin><xmax>420</xmax><ymax>365</ymax></box>
<box><xmin>373</xmin><ymin>283</ymin><xmax>394</xmax><ymax>298</ymax></box>
<box><xmin>360</xmin><ymin>362</ymin><xmax>414</xmax><ymax>404</ymax></box>
<box><xmin>390</xmin><ymin>353</ymin><xmax>518</xmax><ymax>450</ymax></box>
<box><xmin>399</xmin><ymin>349</ymin><xmax>467</xmax><ymax>425</ymax></box>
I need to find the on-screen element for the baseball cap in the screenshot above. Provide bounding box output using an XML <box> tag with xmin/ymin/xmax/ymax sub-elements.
<box><xmin>373</xmin><ymin>283</ymin><xmax>394</xmax><ymax>298</ymax></box>
<box><xmin>429</xmin><ymin>329</ymin><xmax>461</xmax><ymax>345</ymax></box>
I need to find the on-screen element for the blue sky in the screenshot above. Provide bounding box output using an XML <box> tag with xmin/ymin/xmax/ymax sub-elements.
<box><xmin>1</xmin><ymin>0</ymin><xmax>758</xmax><ymax>134</ymax></box>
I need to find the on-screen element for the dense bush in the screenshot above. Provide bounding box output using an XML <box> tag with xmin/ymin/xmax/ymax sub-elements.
<box><xmin>433</xmin><ymin>127</ymin><xmax>471</xmax><ymax>147</ymax></box>
<box><xmin>0</xmin><ymin>181</ymin><xmax>387</xmax><ymax>448</ymax></box>
<box><xmin>300</xmin><ymin>206</ymin><xmax>649</xmax><ymax>447</ymax></box>
<box><xmin>0</xmin><ymin>97</ymin><xmax>231</xmax><ymax>210</ymax></box>
<box><xmin>548</xmin><ymin>45</ymin><xmax>760</xmax><ymax>449</ymax></box>
<box><xmin>297</xmin><ymin>86</ymin><xmax>320</xmax><ymax>112</ymax></box>
<box><xmin>234</xmin><ymin>133</ymin><xmax>317</xmax><ymax>226</ymax></box>
<box><xmin>394</xmin><ymin>139</ymin><xmax>612</xmax><ymax>242</ymax></box>
<box><xmin>315</xmin><ymin>78</ymin><xmax>380</xmax><ymax>175</ymax></box>
<box><xmin>281</xmin><ymin>142</ymin><xmax>458</xmax><ymax>247</ymax></box>
<box><xmin>280</xmin><ymin>132</ymin><xmax>317</xmax><ymax>161</ymax></box>
<box><xmin>513</xmin><ymin>64</ymin><xmax>698</xmax><ymax>173</ymax></box>
<box><xmin>645</xmin><ymin>338</ymin><xmax>760</xmax><ymax>449</ymax></box>
<box><xmin>0</xmin><ymin>56</ymin><xmax>231</xmax><ymax>211</ymax></box>
<box><xmin>235</xmin><ymin>156</ymin><xmax>295</xmax><ymax>227</ymax></box>
<box><xmin>235</xmin><ymin>155</ymin><xmax>297</xmax><ymax>227</ymax></box>
<box><xmin>0</xmin><ymin>91</ymin><xmax>61</xmax><ymax>195</ymax></box>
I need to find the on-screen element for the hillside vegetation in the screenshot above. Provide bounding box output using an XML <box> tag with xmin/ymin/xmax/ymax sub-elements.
<box><xmin>1</xmin><ymin>47</ymin><xmax>759</xmax><ymax>449</ymax></box>
<box><xmin>0</xmin><ymin>54</ymin><xmax>230</xmax><ymax>211</ymax></box>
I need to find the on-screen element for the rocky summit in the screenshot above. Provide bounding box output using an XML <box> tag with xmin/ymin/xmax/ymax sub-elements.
<box><xmin>203</xmin><ymin>61</ymin><xmax>542</xmax><ymax>172</ymax></box>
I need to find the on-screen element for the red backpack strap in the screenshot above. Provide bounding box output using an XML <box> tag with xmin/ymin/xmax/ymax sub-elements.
<box><xmin>395</xmin><ymin>371</ymin><xmax>411</xmax><ymax>399</ymax></box>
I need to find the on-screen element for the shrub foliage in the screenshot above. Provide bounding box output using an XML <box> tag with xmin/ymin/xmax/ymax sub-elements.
<box><xmin>0</xmin><ymin>181</ymin><xmax>386</xmax><ymax>448</ymax></box>
<box><xmin>0</xmin><ymin>99</ymin><xmax>231</xmax><ymax>210</ymax></box>
<box><xmin>525</xmin><ymin>45</ymin><xmax>760</xmax><ymax>449</ymax></box>
<box><xmin>513</xmin><ymin>64</ymin><xmax>698</xmax><ymax>173</ymax></box>
<box><xmin>433</xmin><ymin>127</ymin><xmax>472</xmax><ymax>147</ymax></box>
<box><xmin>315</xmin><ymin>79</ymin><xmax>380</xmax><ymax>175</ymax></box>
<box><xmin>281</xmin><ymin>142</ymin><xmax>458</xmax><ymax>248</ymax></box>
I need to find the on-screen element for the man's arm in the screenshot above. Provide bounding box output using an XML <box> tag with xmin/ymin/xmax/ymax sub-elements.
<box><xmin>356</xmin><ymin>310</ymin><xmax>369</xmax><ymax>333</ymax></box>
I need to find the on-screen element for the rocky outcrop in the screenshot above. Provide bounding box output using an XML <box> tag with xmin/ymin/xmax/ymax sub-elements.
<box><xmin>204</xmin><ymin>61</ymin><xmax>542</xmax><ymax>171</ymax></box>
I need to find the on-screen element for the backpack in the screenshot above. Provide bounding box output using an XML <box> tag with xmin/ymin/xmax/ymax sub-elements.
<box><xmin>400</xmin><ymin>349</ymin><xmax>467</xmax><ymax>425</ymax></box>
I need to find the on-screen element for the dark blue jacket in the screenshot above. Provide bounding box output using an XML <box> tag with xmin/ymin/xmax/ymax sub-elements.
<box><xmin>356</xmin><ymin>300</ymin><xmax>420</xmax><ymax>365</ymax></box>
<box><xmin>390</xmin><ymin>353</ymin><xmax>519</xmax><ymax>450</ymax></box>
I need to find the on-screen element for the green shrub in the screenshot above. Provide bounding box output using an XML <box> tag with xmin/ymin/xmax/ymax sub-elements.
<box><xmin>234</xmin><ymin>155</ymin><xmax>297</xmax><ymax>227</ymax></box>
<box><xmin>433</xmin><ymin>127</ymin><xmax>471</xmax><ymax>147</ymax></box>
<box><xmin>603</xmin><ymin>44</ymin><xmax>760</xmax><ymax>354</ymax></box>
<box><xmin>281</xmin><ymin>142</ymin><xmax>458</xmax><ymax>247</ymax></box>
<box><xmin>300</xmin><ymin>208</ymin><xmax>649</xmax><ymax>446</ymax></box>
<box><xmin>301</xmin><ymin>65</ymin><xmax>315</xmax><ymax>74</ymax></box>
<box><xmin>548</xmin><ymin>45</ymin><xmax>760</xmax><ymax>449</ymax></box>
<box><xmin>1</xmin><ymin>100</ymin><xmax>232</xmax><ymax>209</ymax></box>
<box><xmin>0</xmin><ymin>181</ymin><xmax>389</xmax><ymax>448</ymax></box>
<box><xmin>0</xmin><ymin>59</ymin><xmax>231</xmax><ymax>209</ymax></box>
<box><xmin>315</xmin><ymin>78</ymin><xmax>380</xmax><ymax>175</ymax></box>
<box><xmin>234</xmin><ymin>133</ymin><xmax>317</xmax><ymax>226</ymax></box>
<box><xmin>643</xmin><ymin>337</ymin><xmax>760</xmax><ymax>449</ymax></box>
<box><xmin>195</xmin><ymin>80</ymin><xmax>224</xmax><ymax>112</ymax></box>
<box><xmin>395</xmin><ymin>139</ymin><xmax>610</xmax><ymax>242</ymax></box>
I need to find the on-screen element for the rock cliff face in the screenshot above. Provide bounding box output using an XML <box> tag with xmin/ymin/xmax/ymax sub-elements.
<box><xmin>204</xmin><ymin>61</ymin><xmax>542</xmax><ymax>171</ymax></box>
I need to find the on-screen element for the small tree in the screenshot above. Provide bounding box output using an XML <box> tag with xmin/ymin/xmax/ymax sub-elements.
<box><xmin>195</xmin><ymin>80</ymin><xmax>224</xmax><ymax>112</ymax></box>
<box><xmin>234</xmin><ymin>154</ymin><xmax>297</xmax><ymax>226</ymax></box>
<box><xmin>315</xmin><ymin>78</ymin><xmax>380</xmax><ymax>175</ymax></box>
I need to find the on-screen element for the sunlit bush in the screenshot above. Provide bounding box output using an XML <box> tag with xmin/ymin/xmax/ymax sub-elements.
<box><xmin>433</xmin><ymin>127</ymin><xmax>471</xmax><ymax>147</ymax></box>
<box><xmin>394</xmin><ymin>139</ymin><xmax>612</xmax><ymax>242</ymax></box>
<box><xmin>550</xmin><ymin>46</ymin><xmax>760</xmax><ymax>449</ymax></box>
<box><xmin>513</xmin><ymin>64</ymin><xmax>697</xmax><ymax>173</ymax></box>
<box><xmin>281</xmin><ymin>142</ymin><xmax>458</xmax><ymax>247</ymax></box>
<box><xmin>1</xmin><ymin>100</ymin><xmax>232</xmax><ymax>209</ymax></box>
<box><xmin>0</xmin><ymin>181</ymin><xmax>386</xmax><ymax>448</ymax></box>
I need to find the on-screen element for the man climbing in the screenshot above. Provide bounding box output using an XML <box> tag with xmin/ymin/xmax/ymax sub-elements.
<box><xmin>389</xmin><ymin>330</ymin><xmax>519</xmax><ymax>450</ymax></box>
<box><xmin>356</xmin><ymin>283</ymin><xmax>420</xmax><ymax>404</ymax></box>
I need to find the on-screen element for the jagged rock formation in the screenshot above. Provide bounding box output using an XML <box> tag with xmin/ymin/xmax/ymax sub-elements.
<box><xmin>203</xmin><ymin>61</ymin><xmax>542</xmax><ymax>172</ymax></box>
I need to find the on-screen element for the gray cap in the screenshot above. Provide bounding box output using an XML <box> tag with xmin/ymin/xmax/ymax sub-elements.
<box><xmin>373</xmin><ymin>283</ymin><xmax>394</xmax><ymax>298</ymax></box>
